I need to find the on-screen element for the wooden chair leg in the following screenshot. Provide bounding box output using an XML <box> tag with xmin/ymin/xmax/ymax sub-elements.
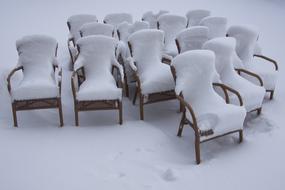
<box><xmin>133</xmin><ymin>86</ymin><xmax>138</xmax><ymax>105</ymax></box>
<box><xmin>124</xmin><ymin>76</ymin><xmax>129</xmax><ymax>98</ymax></box>
<box><xmin>139</xmin><ymin>94</ymin><xmax>144</xmax><ymax>120</ymax></box>
<box><xmin>118</xmin><ymin>100</ymin><xmax>123</xmax><ymax>125</ymax></box>
<box><xmin>12</xmin><ymin>103</ymin><xmax>18</xmax><ymax>127</ymax></box>
<box><xmin>58</xmin><ymin>98</ymin><xmax>64</xmax><ymax>127</ymax></box>
<box><xmin>177</xmin><ymin>111</ymin><xmax>186</xmax><ymax>137</ymax></box>
<box><xmin>239</xmin><ymin>130</ymin><xmax>243</xmax><ymax>143</ymax></box>
<box><xmin>269</xmin><ymin>90</ymin><xmax>274</xmax><ymax>100</ymax></box>
<box><xmin>257</xmin><ymin>107</ymin><xmax>262</xmax><ymax>115</ymax></box>
<box><xmin>179</xmin><ymin>100</ymin><xmax>184</xmax><ymax>113</ymax></box>
<box><xmin>195</xmin><ymin>135</ymin><xmax>201</xmax><ymax>164</ymax></box>
<box><xmin>74</xmin><ymin>103</ymin><xmax>79</xmax><ymax>127</ymax></box>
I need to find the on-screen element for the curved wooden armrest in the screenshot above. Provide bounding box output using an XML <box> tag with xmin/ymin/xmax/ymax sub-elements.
<box><xmin>7</xmin><ymin>66</ymin><xmax>23</xmax><ymax>94</ymax></box>
<box><xmin>71</xmin><ymin>67</ymin><xmax>82</xmax><ymax>100</ymax></box>
<box><xmin>213</xmin><ymin>83</ymin><xmax>243</xmax><ymax>106</ymax></box>
<box><xmin>112</xmin><ymin>65</ymin><xmax>124</xmax><ymax>90</ymax></box>
<box><xmin>235</xmin><ymin>68</ymin><xmax>263</xmax><ymax>86</ymax></box>
<box><xmin>254</xmin><ymin>54</ymin><xmax>278</xmax><ymax>71</ymax></box>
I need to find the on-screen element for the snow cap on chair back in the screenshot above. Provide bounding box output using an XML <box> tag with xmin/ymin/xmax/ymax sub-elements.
<box><xmin>186</xmin><ymin>9</ymin><xmax>211</xmax><ymax>27</ymax></box>
<box><xmin>104</xmin><ymin>13</ymin><xmax>133</xmax><ymax>26</ymax></box>
<box><xmin>227</xmin><ymin>25</ymin><xmax>259</xmax><ymax>68</ymax></box>
<box><xmin>118</xmin><ymin>21</ymin><xmax>149</xmax><ymax>42</ymax></box>
<box><xmin>142</xmin><ymin>10</ymin><xmax>169</xmax><ymax>29</ymax></box>
<box><xmin>200</xmin><ymin>16</ymin><xmax>227</xmax><ymax>39</ymax></box>
<box><xmin>67</xmin><ymin>14</ymin><xmax>98</xmax><ymax>43</ymax></box>
<box><xmin>80</xmin><ymin>22</ymin><xmax>114</xmax><ymax>37</ymax></box>
<box><xmin>176</xmin><ymin>26</ymin><xmax>209</xmax><ymax>52</ymax></box>
<box><xmin>16</xmin><ymin>35</ymin><xmax>57</xmax><ymax>78</ymax></box>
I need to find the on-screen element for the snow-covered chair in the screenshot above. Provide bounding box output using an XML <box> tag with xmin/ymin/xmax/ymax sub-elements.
<box><xmin>117</xmin><ymin>21</ymin><xmax>150</xmax><ymax>97</ymax></box>
<box><xmin>7</xmin><ymin>35</ymin><xmax>63</xmax><ymax>127</ymax></box>
<box><xmin>127</xmin><ymin>29</ymin><xmax>176</xmax><ymax>120</ymax></box>
<box><xmin>157</xmin><ymin>14</ymin><xmax>187</xmax><ymax>57</ymax></box>
<box><xmin>71</xmin><ymin>35</ymin><xmax>124</xmax><ymax>126</ymax></box>
<box><xmin>171</xmin><ymin>50</ymin><xmax>246</xmax><ymax>164</ymax></box>
<box><xmin>103</xmin><ymin>13</ymin><xmax>133</xmax><ymax>26</ymax></box>
<box><xmin>227</xmin><ymin>25</ymin><xmax>278</xmax><ymax>99</ymax></box>
<box><xmin>67</xmin><ymin>14</ymin><xmax>98</xmax><ymax>66</ymax></box>
<box><xmin>80</xmin><ymin>22</ymin><xmax>115</xmax><ymax>38</ymax></box>
<box><xmin>142</xmin><ymin>10</ymin><xmax>169</xmax><ymax>29</ymax></box>
<box><xmin>176</xmin><ymin>26</ymin><xmax>209</xmax><ymax>53</ymax></box>
<box><xmin>200</xmin><ymin>16</ymin><xmax>227</xmax><ymax>39</ymax></box>
<box><xmin>203</xmin><ymin>37</ymin><xmax>265</xmax><ymax>114</ymax></box>
<box><xmin>186</xmin><ymin>9</ymin><xmax>211</xmax><ymax>27</ymax></box>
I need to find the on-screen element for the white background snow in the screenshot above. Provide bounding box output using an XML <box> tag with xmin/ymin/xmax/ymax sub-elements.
<box><xmin>0</xmin><ymin>0</ymin><xmax>284</xmax><ymax>189</ymax></box>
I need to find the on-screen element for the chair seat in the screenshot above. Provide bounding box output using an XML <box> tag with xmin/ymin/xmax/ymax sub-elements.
<box><xmin>140</xmin><ymin>63</ymin><xmax>175</xmax><ymax>95</ymax></box>
<box><xmin>12</xmin><ymin>77</ymin><xmax>58</xmax><ymax>101</ymax></box>
<box><xmin>77</xmin><ymin>77</ymin><xmax>122</xmax><ymax>101</ymax></box>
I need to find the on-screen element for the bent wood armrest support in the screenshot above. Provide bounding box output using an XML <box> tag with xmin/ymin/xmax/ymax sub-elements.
<box><xmin>254</xmin><ymin>54</ymin><xmax>278</xmax><ymax>71</ymax></box>
<box><xmin>71</xmin><ymin>66</ymin><xmax>84</xmax><ymax>101</ymax></box>
<box><xmin>112</xmin><ymin>65</ymin><xmax>124</xmax><ymax>90</ymax></box>
<box><xmin>213</xmin><ymin>83</ymin><xmax>243</xmax><ymax>106</ymax></box>
<box><xmin>235</xmin><ymin>68</ymin><xmax>264</xmax><ymax>86</ymax></box>
<box><xmin>162</xmin><ymin>54</ymin><xmax>172</xmax><ymax>65</ymax></box>
<box><xmin>7</xmin><ymin>66</ymin><xmax>23</xmax><ymax>94</ymax></box>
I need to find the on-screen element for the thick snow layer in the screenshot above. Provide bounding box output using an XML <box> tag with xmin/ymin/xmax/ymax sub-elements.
<box><xmin>80</xmin><ymin>22</ymin><xmax>114</xmax><ymax>37</ymax></box>
<box><xmin>157</xmin><ymin>14</ymin><xmax>187</xmax><ymax>56</ymax></box>
<box><xmin>103</xmin><ymin>13</ymin><xmax>133</xmax><ymax>26</ymax></box>
<box><xmin>142</xmin><ymin>10</ymin><xmax>169</xmax><ymax>29</ymax></box>
<box><xmin>67</xmin><ymin>14</ymin><xmax>98</xmax><ymax>43</ymax></box>
<box><xmin>200</xmin><ymin>16</ymin><xmax>227</xmax><ymax>39</ymax></box>
<box><xmin>186</xmin><ymin>9</ymin><xmax>211</xmax><ymax>27</ymax></box>
<box><xmin>202</xmin><ymin>37</ymin><xmax>265</xmax><ymax>111</ymax></box>
<box><xmin>176</xmin><ymin>26</ymin><xmax>209</xmax><ymax>52</ymax></box>
<box><xmin>128</xmin><ymin>29</ymin><xmax>175</xmax><ymax>94</ymax></box>
<box><xmin>0</xmin><ymin>0</ymin><xmax>285</xmax><ymax>189</ymax></box>
<box><xmin>75</xmin><ymin>36</ymin><xmax>122</xmax><ymax>100</ymax></box>
<box><xmin>172</xmin><ymin>50</ymin><xmax>246</xmax><ymax>139</ymax></box>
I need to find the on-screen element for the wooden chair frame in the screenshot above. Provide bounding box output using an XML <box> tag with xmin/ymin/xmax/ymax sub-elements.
<box><xmin>7</xmin><ymin>45</ymin><xmax>63</xmax><ymax>127</ymax></box>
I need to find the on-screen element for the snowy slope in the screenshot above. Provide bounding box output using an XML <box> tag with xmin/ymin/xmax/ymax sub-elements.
<box><xmin>0</xmin><ymin>0</ymin><xmax>284</xmax><ymax>189</ymax></box>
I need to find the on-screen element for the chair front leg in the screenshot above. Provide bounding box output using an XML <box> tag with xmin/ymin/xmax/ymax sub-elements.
<box><xmin>133</xmin><ymin>86</ymin><xmax>138</xmax><ymax>105</ymax></box>
<box><xmin>239</xmin><ymin>130</ymin><xmax>243</xmax><ymax>143</ymax></box>
<box><xmin>139</xmin><ymin>93</ymin><xmax>144</xmax><ymax>120</ymax></box>
<box><xmin>12</xmin><ymin>102</ymin><xmax>18</xmax><ymax>127</ymax></box>
<box><xmin>74</xmin><ymin>101</ymin><xmax>79</xmax><ymax>127</ymax></box>
<box><xmin>195</xmin><ymin>133</ymin><xmax>201</xmax><ymax>164</ymax></box>
<box><xmin>58</xmin><ymin>98</ymin><xmax>64</xmax><ymax>127</ymax></box>
<box><xmin>177</xmin><ymin>111</ymin><xmax>186</xmax><ymax>137</ymax></box>
<box><xmin>118</xmin><ymin>100</ymin><xmax>123</xmax><ymax>125</ymax></box>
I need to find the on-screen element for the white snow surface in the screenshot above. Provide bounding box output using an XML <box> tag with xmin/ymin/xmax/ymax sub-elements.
<box><xmin>80</xmin><ymin>22</ymin><xmax>114</xmax><ymax>37</ymax></box>
<box><xmin>0</xmin><ymin>0</ymin><xmax>285</xmax><ymax>190</ymax></box>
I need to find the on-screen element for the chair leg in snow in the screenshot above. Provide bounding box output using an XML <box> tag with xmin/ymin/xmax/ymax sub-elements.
<box><xmin>257</xmin><ymin>107</ymin><xmax>262</xmax><ymax>115</ymax></box>
<box><xmin>75</xmin><ymin>105</ymin><xmax>79</xmax><ymax>127</ymax></box>
<box><xmin>12</xmin><ymin>103</ymin><xmax>18</xmax><ymax>127</ymax></box>
<box><xmin>239</xmin><ymin>130</ymin><xmax>243</xmax><ymax>143</ymax></box>
<box><xmin>177</xmin><ymin>111</ymin><xmax>186</xmax><ymax>137</ymax></box>
<box><xmin>58</xmin><ymin>98</ymin><xmax>64</xmax><ymax>127</ymax></box>
<box><xmin>195</xmin><ymin>135</ymin><xmax>201</xmax><ymax>164</ymax></box>
<box><xmin>118</xmin><ymin>100</ymin><xmax>123</xmax><ymax>125</ymax></box>
<box><xmin>269</xmin><ymin>90</ymin><xmax>274</xmax><ymax>100</ymax></box>
<box><xmin>133</xmin><ymin>86</ymin><xmax>138</xmax><ymax>105</ymax></box>
<box><xmin>139</xmin><ymin>94</ymin><xmax>144</xmax><ymax>120</ymax></box>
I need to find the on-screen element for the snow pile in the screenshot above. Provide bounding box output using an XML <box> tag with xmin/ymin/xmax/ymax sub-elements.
<box><xmin>200</xmin><ymin>16</ymin><xmax>227</xmax><ymax>39</ymax></box>
<box><xmin>186</xmin><ymin>9</ymin><xmax>211</xmax><ymax>27</ymax></box>
<box><xmin>80</xmin><ymin>22</ymin><xmax>114</xmax><ymax>37</ymax></box>
<box><xmin>103</xmin><ymin>13</ymin><xmax>133</xmax><ymax>26</ymax></box>
<box><xmin>142</xmin><ymin>10</ymin><xmax>169</xmax><ymax>28</ymax></box>
<box><xmin>172</xmin><ymin>50</ymin><xmax>246</xmax><ymax>139</ymax></box>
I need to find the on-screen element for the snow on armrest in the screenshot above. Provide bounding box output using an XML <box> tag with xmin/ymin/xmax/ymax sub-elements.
<box><xmin>112</xmin><ymin>58</ymin><xmax>124</xmax><ymax>82</ymax></box>
<box><xmin>126</xmin><ymin>57</ymin><xmax>137</xmax><ymax>72</ymax></box>
<box><xmin>162</xmin><ymin>53</ymin><xmax>173</xmax><ymax>62</ymax></box>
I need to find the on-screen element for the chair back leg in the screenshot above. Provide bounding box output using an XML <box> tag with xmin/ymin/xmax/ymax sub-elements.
<box><xmin>239</xmin><ymin>130</ymin><xmax>243</xmax><ymax>143</ymax></box>
<box><xmin>74</xmin><ymin>103</ymin><xmax>79</xmax><ymax>126</ymax></box>
<box><xmin>12</xmin><ymin>103</ymin><xmax>18</xmax><ymax>127</ymax></box>
<box><xmin>195</xmin><ymin>134</ymin><xmax>201</xmax><ymax>164</ymax></box>
<box><xmin>58</xmin><ymin>98</ymin><xmax>64</xmax><ymax>127</ymax></box>
<box><xmin>139</xmin><ymin>94</ymin><xmax>144</xmax><ymax>120</ymax></box>
<box><xmin>118</xmin><ymin>100</ymin><xmax>123</xmax><ymax>125</ymax></box>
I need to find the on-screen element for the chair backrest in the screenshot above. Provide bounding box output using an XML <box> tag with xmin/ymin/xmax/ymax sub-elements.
<box><xmin>200</xmin><ymin>16</ymin><xmax>227</xmax><ymax>39</ymax></box>
<box><xmin>80</xmin><ymin>22</ymin><xmax>114</xmax><ymax>37</ymax></box>
<box><xmin>103</xmin><ymin>13</ymin><xmax>133</xmax><ymax>26</ymax></box>
<box><xmin>67</xmin><ymin>14</ymin><xmax>98</xmax><ymax>43</ymax></box>
<box><xmin>128</xmin><ymin>29</ymin><xmax>164</xmax><ymax>76</ymax></box>
<box><xmin>75</xmin><ymin>35</ymin><xmax>117</xmax><ymax>80</ymax></box>
<box><xmin>203</xmin><ymin>37</ymin><xmax>237</xmax><ymax>82</ymax></box>
<box><xmin>157</xmin><ymin>14</ymin><xmax>187</xmax><ymax>54</ymax></box>
<box><xmin>16</xmin><ymin>35</ymin><xmax>57</xmax><ymax>80</ymax></box>
<box><xmin>186</xmin><ymin>9</ymin><xmax>211</xmax><ymax>27</ymax></box>
<box><xmin>117</xmin><ymin>21</ymin><xmax>149</xmax><ymax>42</ymax></box>
<box><xmin>171</xmin><ymin>50</ymin><xmax>223</xmax><ymax>109</ymax></box>
<box><xmin>227</xmin><ymin>25</ymin><xmax>259</xmax><ymax>67</ymax></box>
<box><xmin>142</xmin><ymin>10</ymin><xmax>169</xmax><ymax>29</ymax></box>
<box><xmin>176</xmin><ymin>26</ymin><xmax>209</xmax><ymax>53</ymax></box>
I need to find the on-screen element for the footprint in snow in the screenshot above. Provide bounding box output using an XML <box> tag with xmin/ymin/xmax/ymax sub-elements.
<box><xmin>161</xmin><ymin>168</ymin><xmax>177</xmax><ymax>182</ymax></box>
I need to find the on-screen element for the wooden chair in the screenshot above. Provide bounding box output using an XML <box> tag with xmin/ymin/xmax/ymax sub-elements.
<box><xmin>171</xmin><ymin>50</ymin><xmax>246</xmax><ymax>164</ymax></box>
<box><xmin>127</xmin><ymin>29</ymin><xmax>176</xmax><ymax>120</ymax></box>
<box><xmin>200</xmin><ymin>16</ymin><xmax>227</xmax><ymax>39</ymax></box>
<box><xmin>7</xmin><ymin>35</ymin><xmax>63</xmax><ymax>127</ymax></box>
<box><xmin>227</xmin><ymin>25</ymin><xmax>278</xmax><ymax>99</ymax></box>
<box><xmin>71</xmin><ymin>35</ymin><xmax>124</xmax><ymax>126</ymax></box>
<box><xmin>186</xmin><ymin>9</ymin><xmax>211</xmax><ymax>27</ymax></box>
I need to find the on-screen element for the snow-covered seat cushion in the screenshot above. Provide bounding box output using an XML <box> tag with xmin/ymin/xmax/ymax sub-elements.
<box><xmin>128</xmin><ymin>29</ymin><xmax>175</xmax><ymax>94</ymax></box>
<box><xmin>75</xmin><ymin>35</ymin><xmax>123</xmax><ymax>101</ymax></box>
<box><xmin>172</xmin><ymin>50</ymin><xmax>246</xmax><ymax>140</ymax></box>
<box><xmin>200</xmin><ymin>16</ymin><xmax>227</xmax><ymax>39</ymax></box>
<box><xmin>80</xmin><ymin>22</ymin><xmax>114</xmax><ymax>37</ymax></box>
<box><xmin>157</xmin><ymin>14</ymin><xmax>187</xmax><ymax>57</ymax></box>
<box><xmin>176</xmin><ymin>26</ymin><xmax>209</xmax><ymax>52</ymax></box>
<box><xmin>12</xmin><ymin>35</ymin><xmax>59</xmax><ymax>100</ymax></box>
<box><xmin>203</xmin><ymin>37</ymin><xmax>265</xmax><ymax>112</ymax></box>
<box><xmin>103</xmin><ymin>13</ymin><xmax>133</xmax><ymax>26</ymax></box>
<box><xmin>186</xmin><ymin>9</ymin><xmax>211</xmax><ymax>27</ymax></box>
<box><xmin>142</xmin><ymin>10</ymin><xmax>169</xmax><ymax>29</ymax></box>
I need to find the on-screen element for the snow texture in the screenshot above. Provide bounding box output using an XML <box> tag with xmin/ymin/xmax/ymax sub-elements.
<box><xmin>186</xmin><ymin>9</ymin><xmax>211</xmax><ymax>27</ymax></box>
<box><xmin>200</xmin><ymin>16</ymin><xmax>227</xmax><ymax>39</ymax></box>
<box><xmin>142</xmin><ymin>10</ymin><xmax>169</xmax><ymax>29</ymax></box>
<box><xmin>80</xmin><ymin>22</ymin><xmax>114</xmax><ymax>37</ymax></box>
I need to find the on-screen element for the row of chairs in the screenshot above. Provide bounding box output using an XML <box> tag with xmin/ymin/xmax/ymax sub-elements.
<box><xmin>7</xmin><ymin>10</ymin><xmax>278</xmax><ymax>164</ymax></box>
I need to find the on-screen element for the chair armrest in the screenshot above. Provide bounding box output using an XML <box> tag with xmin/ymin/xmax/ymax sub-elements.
<box><xmin>254</xmin><ymin>54</ymin><xmax>278</xmax><ymax>71</ymax></box>
<box><xmin>112</xmin><ymin>58</ymin><xmax>124</xmax><ymax>83</ymax></box>
<box><xmin>127</xmin><ymin>57</ymin><xmax>138</xmax><ymax>72</ymax></box>
<box><xmin>162</xmin><ymin>54</ymin><xmax>172</xmax><ymax>65</ymax></box>
<box><xmin>213</xmin><ymin>83</ymin><xmax>243</xmax><ymax>106</ymax></box>
<box><xmin>235</xmin><ymin>68</ymin><xmax>263</xmax><ymax>86</ymax></box>
<box><xmin>71</xmin><ymin>67</ymin><xmax>83</xmax><ymax>100</ymax></box>
<box><xmin>7</xmin><ymin>66</ymin><xmax>23</xmax><ymax>94</ymax></box>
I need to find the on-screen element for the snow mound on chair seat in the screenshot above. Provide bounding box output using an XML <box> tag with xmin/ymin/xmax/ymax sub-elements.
<box><xmin>142</xmin><ymin>10</ymin><xmax>169</xmax><ymax>29</ymax></box>
<box><xmin>172</xmin><ymin>50</ymin><xmax>246</xmax><ymax>139</ymax></box>
<box><xmin>75</xmin><ymin>35</ymin><xmax>122</xmax><ymax>101</ymax></box>
<box><xmin>200</xmin><ymin>16</ymin><xmax>227</xmax><ymax>39</ymax></box>
<box><xmin>176</xmin><ymin>26</ymin><xmax>209</xmax><ymax>52</ymax></box>
<box><xmin>186</xmin><ymin>9</ymin><xmax>211</xmax><ymax>27</ymax></box>
<box><xmin>80</xmin><ymin>22</ymin><xmax>114</xmax><ymax>37</ymax></box>
<box><xmin>12</xmin><ymin>35</ymin><xmax>59</xmax><ymax>100</ymax></box>
<box><xmin>203</xmin><ymin>37</ymin><xmax>265</xmax><ymax>111</ymax></box>
<box><xmin>67</xmin><ymin>14</ymin><xmax>98</xmax><ymax>43</ymax></box>
<box><xmin>157</xmin><ymin>14</ymin><xmax>187</xmax><ymax>56</ymax></box>
<box><xmin>104</xmin><ymin>13</ymin><xmax>133</xmax><ymax>26</ymax></box>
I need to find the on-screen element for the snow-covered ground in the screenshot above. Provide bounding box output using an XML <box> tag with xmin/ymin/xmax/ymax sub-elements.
<box><xmin>0</xmin><ymin>0</ymin><xmax>284</xmax><ymax>189</ymax></box>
